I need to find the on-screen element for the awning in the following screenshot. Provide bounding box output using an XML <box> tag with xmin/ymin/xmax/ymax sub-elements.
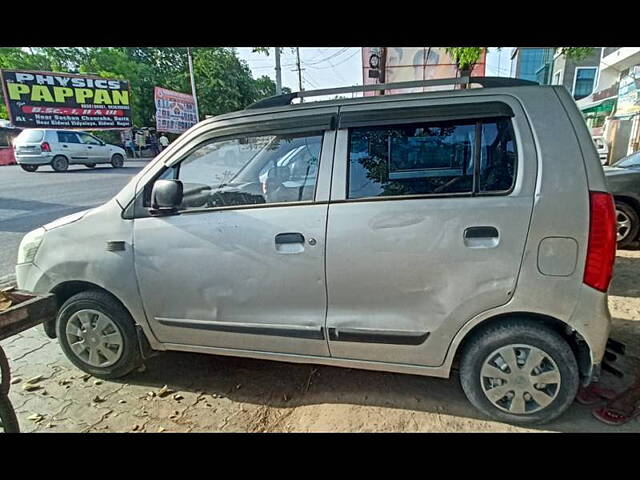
<box><xmin>580</xmin><ymin>97</ymin><xmax>617</xmax><ymax>115</ymax></box>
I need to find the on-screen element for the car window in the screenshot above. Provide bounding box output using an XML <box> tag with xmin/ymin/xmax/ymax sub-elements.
<box><xmin>78</xmin><ymin>133</ymin><xmax>102</xmax><ymax>145</ymax></box>
<box><xmin>17</xmin><ymin>130</ymin><xmax>44</xmax><ymax>143</ymax></box>
<box><xmin>347</xmin><ymin>117</ymin><xmax>516</xmax><ymax>199</ymax></box>
<box><xmin>613</xmin><ymin>152</ymin><xmax>640</xmax><ymax>168</ymax></box>
<box><xmin>167</xmin><ymin>132</ymin><xmax>323</xmax><ymax>210</ymax></box>
<box><xmin>57</xmin><ymin>131</ymin><xmax>82</xmax><ymax>144</ymax></box>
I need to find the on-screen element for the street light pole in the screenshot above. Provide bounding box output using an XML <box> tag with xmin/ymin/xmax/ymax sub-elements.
<box><xmin>296</xmin><ymin>47</ymin><xmax>303</xmax><ymax>102</ymax></box>
<box><xmin>275</xmin><ymin>47</ymin><xmax>282</xmax><ymax>95</ymax></box>
<box><xmin>187</xmin><ymin>47</ymin><xmax>200</xmax><ymax>122</ymax></box>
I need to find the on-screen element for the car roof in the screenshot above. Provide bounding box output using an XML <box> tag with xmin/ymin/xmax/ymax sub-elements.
<box><xmin>207</xmin><ymin>81</ymin><xmax>552</xmax><ymax>126</ymax></box>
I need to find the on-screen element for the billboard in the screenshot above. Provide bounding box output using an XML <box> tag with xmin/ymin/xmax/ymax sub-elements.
<box><xmin>0</xmin><ymin>69</ymin><xmax>131</xmax><ymax>129</ymax></box>
<box><xmin>154</xmin><ymin>87</ymin><xmax>197</xmax><ymax>134</ymax></box>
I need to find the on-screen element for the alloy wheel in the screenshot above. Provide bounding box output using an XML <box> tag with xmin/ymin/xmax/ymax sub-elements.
<box><xmin>616</xmin><ymin>208</ymin><xmax>632</xmax><ymax>242</ymax></box>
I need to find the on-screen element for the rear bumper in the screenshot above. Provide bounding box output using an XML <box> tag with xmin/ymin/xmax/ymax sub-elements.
<box><xmin>15</xmin><ymin>153</ymin><xmax>53</xmax><ymax>165</ymax></box>
<box><xmin>567</xmin><ymin>284</ymin><xmax>611</xmax><ymax>379</ymax></box>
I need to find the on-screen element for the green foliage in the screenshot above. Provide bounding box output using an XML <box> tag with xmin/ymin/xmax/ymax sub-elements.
<box><xmin>0</xmin><ymin>47</ymin><xmax>276</xmax><ymax>126</ymax></box>
<box><xmin>445</xmin><ymin>47</ymin><xmax>486</xmax><ymax>71</ymax></box>
<box><xmin>559</xmin><ymin>47</ymin><xmax>595</xmax><ymax>61</ymax></box>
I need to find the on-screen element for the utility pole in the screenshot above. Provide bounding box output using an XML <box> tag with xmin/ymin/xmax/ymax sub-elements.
<box><xmin>275</xmin><ymin>47</ymin><xmax>282</xmax><ymax>95</ymax></box>
<box><xmin>296</xmin><ymin>47</ymin><xmax>304</xmax><ymax>102</ymax></box>
<box><xmin>187</xmin><ymin>47</ymin><xmax>200</xmax><ymax>122</ymax></box>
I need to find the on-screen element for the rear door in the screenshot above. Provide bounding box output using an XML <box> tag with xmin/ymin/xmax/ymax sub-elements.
<box><xmin>57</xmin><ymin>131</ymin><xmax>88</xmax><ymax>161</ymax></box>
<box><xmin>325</xmin><ymin>96</ymin><xmax>537</xmax><ymax>367</ymax></box>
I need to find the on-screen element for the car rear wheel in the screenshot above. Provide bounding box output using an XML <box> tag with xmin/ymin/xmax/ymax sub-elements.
<box><xmin>110</xmin><ymin>154</ymin><xmax>124</xmax><ymax>168</ymax></box>
<box><xmin>615</xmin><ymin>201</ymin><xmax>639</xmax><ymax>248</ymax></box>
<box><xmin>51</xmin><ymin>155</ymin><xmax>69</xmax><ymax>172</ymax></box>
<box><xmin>459</xmin><ymin>319</ymin><xmax>579</xmax><ymax>425</ymax></box>
<box><xmin>56</xmin><ymin>290</ymin><xmax>141</xmax><ymax>379</ymax></box>
<box><xmin>20</xmin><ymin>165</ymin><xmax>38</xmax><ymax>172</ymax></box>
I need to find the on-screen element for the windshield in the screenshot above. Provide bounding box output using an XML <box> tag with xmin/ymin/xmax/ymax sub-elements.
<box><xmin>613</xmin><ymin>152</ymin><xmax>640</xmax><ymax>168</ymax></box>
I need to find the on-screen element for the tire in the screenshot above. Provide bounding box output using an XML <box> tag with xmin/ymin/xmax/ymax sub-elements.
<box><xmin>55</xmin><ymin>290</ymin><xmax>141</xmax><ymax>379</ymax></box>
<box><xmin>0</xmin><ymin>347</ymin><xmax>10</xmax><ymax>395</ymax></box>
<box><xmin>85</xmin><ymin>163</ymin><xmax>96</xmax><ymax>168</ymax></box>
<box><xmin>51</xmin><ymin>155</ymin><xmax>69</xmax><ymax>172</ymax></box>
<box><xmin>615</xmin><ymin>201</ymin><xmax>639</xmax><ymax>249</ymax></box>
<box><xmin>110</xmin><ymin>154</ymin><xmax>124</xmax><ymax>168</ymax></box>
<box><xmin>459</xmin><ymin>319</ymin><xmax>579</xmax><ymax>425</ymax></box>
<box><xmin>20</xmin><ymin>165</ymin><xmax>38</xmax><ymax>172</ymax></box>
<box><xmin>0</xmin><ymin>394</ymin><xmax>19</xmax><ymax>433</ymax></box>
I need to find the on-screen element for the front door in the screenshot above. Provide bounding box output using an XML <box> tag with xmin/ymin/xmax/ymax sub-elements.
<box><xmin>77</xmin><ymin>132</ymin><xmax>106</xmax><ymax>162</ymax></box>
<box><xmin>133</xmin><ymin>129</ymin><xmax>333</xmax><ymax>357</ymax></box>
<box><xmin>325</xmin><ymin>100</ymin><xmax>535</xmax><ymax>367</ymax></box>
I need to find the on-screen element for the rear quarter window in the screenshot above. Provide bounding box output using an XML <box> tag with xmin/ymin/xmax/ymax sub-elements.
<box><xmin>17</xmin><ymin>130</ymin><xmax>44</xmax><ymax>143</ymax></box>
<box><xmin>347</xmin><ymin>117</ymin><xmax>517</xmax><ymax>199</ymax></box>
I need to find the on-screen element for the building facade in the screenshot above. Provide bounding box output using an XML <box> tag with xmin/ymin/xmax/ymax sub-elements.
<box><xmin>550</xmin><ymin>48</ymin><xmax>601</xmax><ymax>101</ymax></box>
<box><xmin>578</xmin><ymin>48</ymin><xmax>640</xmax><ymax>163</ymax></box>
<box><xmin>510</xmin><ymin>48</ymin><xmax>555</xmax><ymax>84</ymax></box>
<box><xmin>362</xmin><ymin>47</ymin><xmax>486</xmax><ymax>95</ymax></box>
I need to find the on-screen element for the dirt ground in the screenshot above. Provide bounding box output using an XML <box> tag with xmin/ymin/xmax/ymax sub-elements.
<box><xmin>3</xmin><ymin>251</ymin><xmax>640</xmax><ymax>433</ymax></box>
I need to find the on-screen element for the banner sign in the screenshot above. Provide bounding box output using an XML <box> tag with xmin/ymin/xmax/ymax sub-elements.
<box><xmin>0</xmin><ymin>69</ymin><xmax>132</xmax><ymax>129</ymax></box>
<box><xmin>154</xmin><ymin>87</ymin><xmax>197</xmax><ymax>134</ymax></box>
<box><xmin>616</xmin><ymin>65</ymin><xmax>640</xmax><ymax>118</ymax></box>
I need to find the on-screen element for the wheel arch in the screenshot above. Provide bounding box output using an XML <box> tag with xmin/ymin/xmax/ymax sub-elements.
<box><xmin>613</xmin><ymin>194</ymin><xmax>640</xmax><ymax>215</ymax></box>
<box><xmin>451</xmin><ymin>312</ymin><xmax>591</xmax><ymax>384</ymax></box>
<box><xmin>48</xmin><ymin>279</ymin><xmax>156</xmax><ymax>360</ymax></box>
<box><xmin>48</xmin><ymin>281</ymin><xmax>130</xmax><ymax>338</ymax></box>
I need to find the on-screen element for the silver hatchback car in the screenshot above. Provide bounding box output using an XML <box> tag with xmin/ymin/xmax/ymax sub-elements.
<box><xmin>13</xmin><ymin>128</ymin><xmax>126</xmax><ymax>172</ymax></box>
<box><xmin>15</xmin><ymin>77</ymin><xmax>617</xmax><ymax>425</ymax></box>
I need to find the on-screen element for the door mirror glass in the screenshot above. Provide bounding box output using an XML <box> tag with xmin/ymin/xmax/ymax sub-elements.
<box><xmin>151</xmin><ymin>179</ymin><xmax>183</xmax><ymax>211</ymax></box>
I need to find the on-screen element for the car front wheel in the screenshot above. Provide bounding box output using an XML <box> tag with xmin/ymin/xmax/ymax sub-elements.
<box><xmin>459</xmin><ymin>319</ymin><xmax>579</xmax><ymax>425</ymax></box>
<box><xmin>56</xmin><ymin>290</ymin><xmax>141</xmax><ymax>379</ymax></box>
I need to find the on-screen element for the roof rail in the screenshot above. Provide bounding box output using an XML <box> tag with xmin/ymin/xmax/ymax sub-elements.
<box><xmin>246</xmin><ymin>76</ymin><xmax>538</xmax><ymax>110</ymax></box>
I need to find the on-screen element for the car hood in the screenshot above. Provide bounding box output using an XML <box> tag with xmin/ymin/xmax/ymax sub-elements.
<box><xmin>43</xmin><ymin>208</ymin><xmax>93</xmax><ymax>231</ymax></box>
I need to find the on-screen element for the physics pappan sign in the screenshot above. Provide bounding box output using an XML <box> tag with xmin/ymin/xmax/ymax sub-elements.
<box><xmin>0</xmin><ymin>69</ymin><xmax>132</xmax><ymax>129</ymax></box>
<box><xmin>155</xmin><ymin>86</ymin><xmax>197</xmax><ymax>134</ymax></box>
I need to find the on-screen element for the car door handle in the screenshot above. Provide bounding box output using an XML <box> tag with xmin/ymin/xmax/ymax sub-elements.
<box><xmin>275</xmin><ymin>232</ymin><xmax>305</xmax><ymax>244</ymax></box>
<box><xmin>62</xmin><ymin>144</ymin><xmax>68</xmax><ymax>148</ymax></box>
<box><xmin>464</xmin><ymin>226</ymin><xmax>498</xmax><ymax>238</ymax></box>
<box><xmin>464</xmin><ymin>226</ymin><xmax>499</xmax><ymax>248</ymax></box>
<box><xmin>87</xmin><ymin>146</ymin><xmax>93</xmax><ymax>149</ymax></box>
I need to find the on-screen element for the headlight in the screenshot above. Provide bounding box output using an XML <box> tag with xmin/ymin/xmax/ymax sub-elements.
<box><xmin>17</xmin><ymin>227</ymin><xmax>45</xmax><ymax>264</ymax></box>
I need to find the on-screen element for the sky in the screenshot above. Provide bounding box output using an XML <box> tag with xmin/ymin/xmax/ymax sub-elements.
<box><xmin>236</xmin><ymin>47</ymin><xmax>515</xmax><ymax>92</ymax></box>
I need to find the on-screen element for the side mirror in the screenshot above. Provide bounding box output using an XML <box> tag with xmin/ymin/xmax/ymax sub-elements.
<box><xmin>151</xmin><ymin>179</ymin><xmax>183</xmax><ymax>214</ymax></box>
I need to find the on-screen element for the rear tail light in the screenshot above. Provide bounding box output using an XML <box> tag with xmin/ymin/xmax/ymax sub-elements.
<box><xmin>40</xmin><ymin>142</ymin><xmax>51</xmax><ymax>152</ymax></box>
<box><xmin>583</xmin><ymin>191</ymin><xmax>617</xmax><ymax>292</ymax></box>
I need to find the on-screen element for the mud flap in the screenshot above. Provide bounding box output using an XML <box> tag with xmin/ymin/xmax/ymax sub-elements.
<box><xmin>136</xmin><ymin>325</ymin><xmax>159</xmax><ymax>360</ymax></box>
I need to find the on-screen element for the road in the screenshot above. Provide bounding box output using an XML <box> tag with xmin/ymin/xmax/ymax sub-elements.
<box><xmin>0</xmin><ymin>160</ymin><xmax>147</xmax><ymax>282</ymax></box>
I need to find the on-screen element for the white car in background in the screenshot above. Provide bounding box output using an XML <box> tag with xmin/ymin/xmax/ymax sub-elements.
<box><xmin>13</xmin><ymin>128</ymin><xmax>126</xmax><ymax>172</ymax></box>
